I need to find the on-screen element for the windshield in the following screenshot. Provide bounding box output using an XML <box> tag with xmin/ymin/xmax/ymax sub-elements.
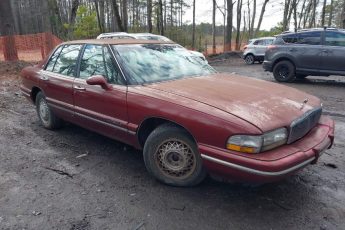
<box><xmin>113</xmin><ymin>44</ymin><xmax>216</xmax><ymax>84</ymax></box>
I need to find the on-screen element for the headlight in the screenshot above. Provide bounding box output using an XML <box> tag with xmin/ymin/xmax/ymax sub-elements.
<box><xmin>227</xmin><ymin>128</ymin><xmax>288</xmax><ymax>153</ymax></box>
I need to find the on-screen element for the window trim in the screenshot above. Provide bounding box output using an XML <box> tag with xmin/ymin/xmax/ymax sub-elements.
<box><xmin>44</xmin><ymin>45</ymin><xmax>64</xmax><ymax>71</ymax></box>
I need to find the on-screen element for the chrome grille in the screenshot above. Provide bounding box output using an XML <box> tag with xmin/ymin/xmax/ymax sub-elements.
<box><xmin>287</xmin><ymin>107</ymin><xmax>322</xmax><ymax>144</ymax></box>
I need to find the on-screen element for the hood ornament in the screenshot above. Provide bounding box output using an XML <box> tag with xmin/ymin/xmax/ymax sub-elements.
<box><xmin>300</xmin><ymin>98</ymin><xmax>309</xmax><ymax>110</ymax></box>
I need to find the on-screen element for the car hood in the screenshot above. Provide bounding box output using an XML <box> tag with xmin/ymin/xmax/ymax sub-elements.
<box><xmin>145</xmin><ymin>73</ymin><xmax>321</xmax><ymax>132</ymax></box>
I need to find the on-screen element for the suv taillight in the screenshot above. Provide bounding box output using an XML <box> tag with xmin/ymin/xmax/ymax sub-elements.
<box><xmin>267</xmin><ymin>45</ymin><xmax>277</xmax><ymax>50</ymax></box>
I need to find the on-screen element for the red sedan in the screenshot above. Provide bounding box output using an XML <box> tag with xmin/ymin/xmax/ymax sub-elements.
<box><xmin>20</xmin><ymin>39</ymin><xmax>335</xmax><ymax>186</ymax></box>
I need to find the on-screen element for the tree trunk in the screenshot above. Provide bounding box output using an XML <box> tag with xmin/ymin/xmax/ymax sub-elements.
<box><xmin>282</xmin><ymin>0</ymin><xmax>291</xmax><ymax>31</ymax></box>
<box><xmin>298</xmin><ymin>0</ymin><xmax>306</xmax><ymax>28</ymax></box>
<box><xmin>235</xmin><ymin>0</ymin><xmax>242</xmax><ymax>50</ymax></box>
<box><xmin>225</xmin><ymin>0</ymin><xmax>233</xmax><ymax>51</ymax></box>
<box><xmin>0</xmin><ymin>0</ymin><xmax>18</xmax><ymax>61</ymax></box>
<box><xmin>111</xmin><ymin>0</ymin><xmax>124</xmax><ymax>31</ymax></box>
<box><xmin>95</xmin><ymin>0</ymin><xmax>104</xmax><ymax>33</ymax></box>
<box><xmin>192</xmin><ymin>0</ymin><xmax>196</xmax><ymax>49</ymax></box>
<box><xmin>250</xmin><ymin>0</ymin><xmax>256</xmax><ymax>38</ymax></box>
<box><xmin>342</xmin><ymin>0</ymin><xmax>345</xmax><ymax>29</ymax></box>
<box><xmin>254</xmin><ymin>0</ymin><xmax>269</xmax><ymax>37</ymax></box>
<box><xmin>122</xmin><ymin>0</ymin><xmax>128</xmax><ymax>32</ymax></box>
<box><xmin>321</xmin><ymin>0</ymin><xmax>327</xmax><ymax>27</ymax></box>
<box><xmin>147</xmin><ymin>0</ymin><xmax>153</xmax><ymax>32</ymax></box>
<box><xmin>293</xmin><ymin>0</ymin><xmax>298</xmax><ymax>32</ymax></box>
<box><xmin>328</xmin><ymin>0</ymin><xmax>333</xmax><ymax>27</ymax></box>
<box><xmin>158</xmin><ymin>0</ymin><xmax>164</xmax><ymax>35</ymax></box>
<box><xmin>212</xmin><ymin>0</ymin><xmax>216</xmax><ymax>54</ymax></box>
<box><xmin>68</xmin><ymin>0</ymin><xmax>80</xmax><ymax>39</ymax></box>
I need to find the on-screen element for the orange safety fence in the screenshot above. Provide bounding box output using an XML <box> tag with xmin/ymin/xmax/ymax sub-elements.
<box><xmin>0</xmin><ymin>32</ymin><xmax>63</xmax><ymax>62</ymax></box>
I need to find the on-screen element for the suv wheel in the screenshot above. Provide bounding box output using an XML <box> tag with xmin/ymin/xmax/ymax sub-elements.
<box><xmin>273</xmin><ymin>60</ymin><xmax>296</xmax><ymax>82</ymax></box>
<box><xmin>244</xmin><ymin>54</ymin><xmax>255</xmax><ymax>65</ymax></box>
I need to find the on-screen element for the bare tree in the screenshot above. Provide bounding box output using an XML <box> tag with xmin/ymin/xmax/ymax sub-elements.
<box><xmin>342</xmin><ymin>0</ymin><xmax>345</xmax><ymax>28</ymax></box>
<box><xmin>328</xmin><ymin>0</ymin><xmax>334</xmax><ymax>27</ymax></box>
<box><xmin>235</xmin><ymin>0</ymin><xmax>243</xmax><ymax>50</ymax></box>
<box><xmin>111</xmin><ymin>0</ymin><xmax>124</xmax><ymax>31</ymax></box>
<box><xmin>122</xmin><ymin>0</ymin><xmax>128</xmax><ymax>31</ymax></box>
<box><xmin>225</xmin><ymin>0</ymin><xmax>234</xmax><ymax>51</ymax></box>
<box><xmin>321</xmin><ymin>0</ymin><xmax>327</xmax><ymax>27</ymax></box>
<box><xmin>192</xmin><ymin>0</ymin><xmax>196</xmax><ymax>49</ymax></box>
<box><xmin>68</xmin><ymin>0</ymin><xmax>80</xmax><ymax>38</ymax></box>
<box><xmin>282</xmin><ymin>0</ymin><xmax>291</xmax><ymax>31</ymax></box>
<box><xmin>254</xmin><ymin>0</ymin><xmax>269</xmax><ymax>37</ymax></box>
<box><xmin>147</xmin><ymin>0</ymin><xmax>153</xmax><ymax>32</ymax></box>
<box><xmin>0</xmin><ymin>0</ymin><xmax>18</xmax><ymax>61</ymax></box>
<box><xmin>212</xmin><ymin>0</ymin><xmax>216</xmax><ymax>54</ymax></box>
<box><xmin>250</xmin><ymin>0</ymin><xmax>256</xmax><ymax>38</ymax></box>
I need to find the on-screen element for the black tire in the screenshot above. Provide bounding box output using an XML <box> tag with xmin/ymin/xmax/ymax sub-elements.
<box><xmin>244</xmin><ymin>54</ymin><xmax>255</xmax><ymax>65</ymax></box>
<box><xmin>273</xmin><ymin>60</ymin><xmax>296</xmax><ymax>82</ymax></box>
<box><xmin>296</xmin><ymin>74</ymin><xmax>308</xmax><ymax>79</ymax></box>
<box><xmin>143</xmin><ymin>124</ymin><xmax>206</xmax><ymax>187</ymax></box>
<box><xmin>35</xmin><ymin>91</ymin><xmax>62</xmax><ymax>129</ymax></box>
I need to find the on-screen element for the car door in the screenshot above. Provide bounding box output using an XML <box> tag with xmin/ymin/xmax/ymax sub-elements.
<box><xmin>321</xmin><ymin>31</ymin><xmax>345</xmax><ymax>75</ymax></box>
<box><xmin>73</xmin><ymin>44</ymin><xmax>130</xmax><ymax>143</ymax></box>
<box><xmin>39</xmin><ymin>44</ymin><xmax>82</xmax><ymax>120</ymax></box>
<box><xmin>291</xmin><ymin>31</ymin><xmax>322</xmax><ymax>73</ymax></box>
<box><xmin>253</xmin><ymin>39</ymin><xmax>266</xmax><ymax>56</ymax></box>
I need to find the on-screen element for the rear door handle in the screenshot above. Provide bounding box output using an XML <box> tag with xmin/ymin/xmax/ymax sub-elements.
<box><xmin>322</xmin><ymin>49</ymin><xmax>329</xmax><ymax>53</ymax></box>
<box><xmin>73</xmin><ymin>85</ymin><xmax>86</xmax><ymax>91</ymax></box>
<box><xmin>289</xmin><ymin>48</ymin><xmax>297</xmax><ymax>52</ymax></box>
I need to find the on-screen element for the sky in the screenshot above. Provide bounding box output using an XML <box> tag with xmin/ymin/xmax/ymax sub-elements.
<box><xmin>183</xmin><ymin>0</ymin><xmax>285</xmax><ymax>30</ymax></box>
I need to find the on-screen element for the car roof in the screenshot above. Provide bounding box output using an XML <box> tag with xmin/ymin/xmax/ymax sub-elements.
<box><xmin>61</xmin><ymin>39</ymin><xmax>175</xmax><ymax>45</ymax></box>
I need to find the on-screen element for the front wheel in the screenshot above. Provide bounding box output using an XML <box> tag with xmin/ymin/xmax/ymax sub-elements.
<box><xmin>244</xmin><ymin>54</ymin><xmax>255</xmax><ymax>65</ymax></box>
<box><xmin>273</xmin><ymin>60</ymin><xmax>296</xmax><ymax>82</ymax></box>
<box><xmin>143</xmin><ymin>124</ymin><xmax>206</xmax><ymax>187</ymax></box>
<box><xmin>35</xmin><ymin>92</ymin><xmax>62</xmax><ymax>129</ymax></box>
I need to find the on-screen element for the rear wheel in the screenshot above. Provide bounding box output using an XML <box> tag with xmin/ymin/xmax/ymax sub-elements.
<box><xmin>244</xmin><ymin>54</ymin><xmax>255</xmax><ymax>65</ymax></box>
<box><xmin>273</xmin><ymin>60</ymin><xmax>296</xmax><ymax>82</ymax></box>
<box><xmin>35</xmin><ymin>92</ymin><xmax>62</xmax><ymax>129</ymax></box>
<box><xmin>143</xmin><ymin>124</ymin><xmax>206</xmax><ymax>187</ymax></box>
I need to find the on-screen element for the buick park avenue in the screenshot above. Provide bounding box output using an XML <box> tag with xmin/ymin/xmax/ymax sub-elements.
<box><xmin>20</xmin><ymin>39</ymin><xmax>335</xmax><ymax>186</ymax></box>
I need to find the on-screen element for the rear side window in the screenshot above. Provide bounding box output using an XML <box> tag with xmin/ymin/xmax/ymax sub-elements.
<box><xmin>325</xmin><ymin>31</ymin><xmax>345</xmax><ymax>47</ymax></box>
<box><xmin>45</xmin><ymin>46</ymin><xmax>63</xmax><ymax>71</ymax></box>
<box><xmin>253</xmin><ymin>40</ymin><xmax>265</xmax><ymax>45</ymax></box>
<box><xmin>296</xmin><ymin>32</ymin><xmax>321</xmax><ymax>45</ymax></box>
<box><xmin>52</xmin><ymin>45</ymin><xmax>82</xmax><ymax>77</ymax></box>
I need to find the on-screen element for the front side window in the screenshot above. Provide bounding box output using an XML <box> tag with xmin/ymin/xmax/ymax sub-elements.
<box><xmin>52</xmin><ymin>45</ymin><xmax>82</xmax><ymax>77</ymax></box>
<box><xmin>79</xmin><ymin>44</ymin><xmax>124</xmax><ymax>85</ymax></box>
<box><xmin>45</xmin><ymin>46</ymin><xmax>63</xmax><ymax>71</ymax></box>
<box><xmin>282</xmin><ymin>34</ymin><xmax>298</xmax><ymax>43</ymax></box>
<box><xmin>113</xmin><ymin>44</ymin><xmax>216</xmax><ymax>85</ymax></box>
<box><xmin>325</xmin><ymin>31</ymin><xmax>345</xmax><ymax>47</ymax></box>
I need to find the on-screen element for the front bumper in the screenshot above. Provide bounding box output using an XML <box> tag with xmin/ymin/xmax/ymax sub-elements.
<box><xmin>199</xmin><ymin>115</ymin><xmax>335</xmax><ymax>183</ymax></box>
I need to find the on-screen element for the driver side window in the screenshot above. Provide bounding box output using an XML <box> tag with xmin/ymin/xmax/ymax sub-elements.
<box><xmin>79</xmin><ymin>44</ymin><xmax>124</xmax><ymax>85</ymax></box>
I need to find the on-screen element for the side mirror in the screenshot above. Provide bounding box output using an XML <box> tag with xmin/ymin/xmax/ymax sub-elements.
<box><xmin>86</xmin><ymin>75</ymin><xmax>111</xmax><ymax>90</ymax></box>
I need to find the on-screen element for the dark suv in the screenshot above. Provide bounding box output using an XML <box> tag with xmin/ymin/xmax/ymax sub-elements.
<box><xmin>263</xmin><ymin>28</ymin><xmax>345</xmax><ymax>82</ymax></box>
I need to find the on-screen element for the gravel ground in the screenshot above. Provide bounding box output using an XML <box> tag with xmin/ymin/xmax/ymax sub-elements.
<box><xmin>0</xmin><ymin>59</ymin><xmax>344</xmax><ymax>230</ymax></box>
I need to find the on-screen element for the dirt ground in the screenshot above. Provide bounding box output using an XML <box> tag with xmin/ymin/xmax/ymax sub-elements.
<box><xmin>0</xmin><ymin>59</ymin><xmax>345</xmax><ymax>230</ymax></box>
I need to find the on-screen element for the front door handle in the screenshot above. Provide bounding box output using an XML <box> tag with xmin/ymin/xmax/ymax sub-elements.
<box><xmin>40</xmin><ymin>75</ymin><xmax>49</xmax><ymax>81</ymax></box>
<box><xmin>73</xmin><ymin>85</ymin><xmax>86</xmax><ymax>91</ymax></box>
